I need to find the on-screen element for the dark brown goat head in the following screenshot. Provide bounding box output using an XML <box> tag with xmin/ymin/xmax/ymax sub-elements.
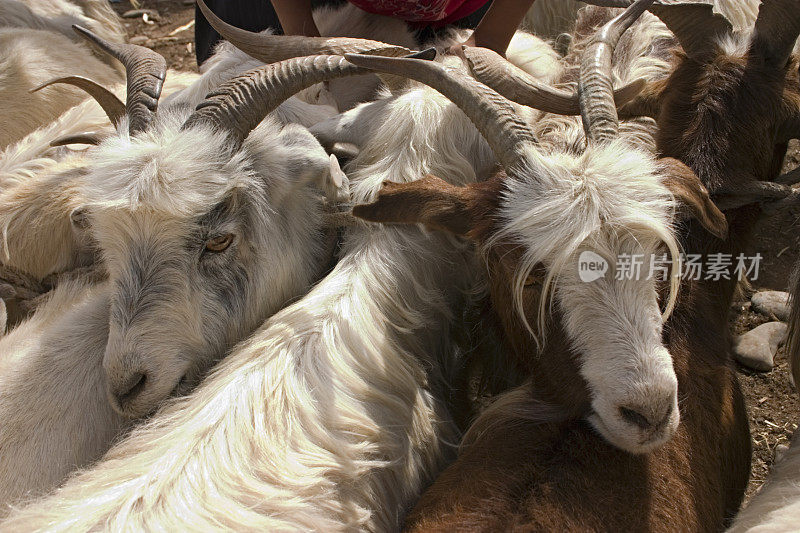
<box><xmin>626</xmin><ymin>0</ymin><xmax>800</xmax><ymax>201</ymax></box>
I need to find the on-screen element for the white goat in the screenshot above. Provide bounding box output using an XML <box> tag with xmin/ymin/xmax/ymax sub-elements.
<box><xmin>0</xmin><ymin>26</ymin><xmax>361</xmax><ymax>512</ymax></box>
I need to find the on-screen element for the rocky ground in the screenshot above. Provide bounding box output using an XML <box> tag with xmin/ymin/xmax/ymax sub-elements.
<box><xmin>112</xmin><ymin>0</ymin><xmax>800</xmax><ymax>502</ymax></box>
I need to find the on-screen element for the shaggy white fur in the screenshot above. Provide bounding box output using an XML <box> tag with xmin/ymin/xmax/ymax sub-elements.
<box><xmin>728</xmin><ymin>432</ymin><xmax>800</xmax><ymax>532</ymax></box>
<box><xmin>0</xmin><ymin>278</ymin><xmax>125</xmax><ymax>513</ymax></box>
<box><xmin>0</xmin><ymin>69</ymin><xmax>501</xmax><ymax>531</ymax></box>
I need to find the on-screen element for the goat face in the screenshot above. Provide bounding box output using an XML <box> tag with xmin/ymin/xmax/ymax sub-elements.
<box><xmin>353</xmin><ymin>143</ymin><xmax>726</xmax><ymax>454</ymax></box>
<box><xmin>82</xmin><ymin>118</ymin><xmax>332</xmax><ymax>418</ymax></box>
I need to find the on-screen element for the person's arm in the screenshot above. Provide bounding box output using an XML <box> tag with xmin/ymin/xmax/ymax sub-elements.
<box><xmin>465</xmin><ymin>0</ymin><xmax>536</xmax><ymax>56</ymax></box>
<box><xmin>271</xmin><ymin>0</ymin><xmax>320</xmax><ymax>36</ymax></box>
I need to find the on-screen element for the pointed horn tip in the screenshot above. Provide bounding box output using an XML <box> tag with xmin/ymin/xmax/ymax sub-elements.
<box><xmin>407</xmin><ymin>48</ymin><xmax>437</xmax><ymax>61</ymax></box>
<box><xmin>30</xmin><ymin>81</ymin><xmax>52</xmax><ymax>94</ymax></box>
<box><xmin>71</xmin><ymin>24</ymin><xmax>96</xmax><ymax>42</ymax></box>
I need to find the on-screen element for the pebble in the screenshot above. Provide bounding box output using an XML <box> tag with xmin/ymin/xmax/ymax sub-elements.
<box><xmin>129</xmin><ymin>36</ymin><xmax>149</xmax><ymax>45</ymax></box>
<box><xmin>733</xmin><ymin>321</ymin><xmax>788</xmax><ymax>372</ymax></box>
<box><xmin>751</xmin><ymin>290</ymin><xmax>791</xmax><ymax>321</ymax></box>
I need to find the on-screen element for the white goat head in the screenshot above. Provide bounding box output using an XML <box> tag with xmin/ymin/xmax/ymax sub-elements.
<box><xmin>44</xmin><ymin>27</ymin><xmax>346</xmax><ymax>418</ymax></box>
<box><xmin>350</xmin><ymin>0</ymin><xmax>727</xmax><ymax>453</ymax></box>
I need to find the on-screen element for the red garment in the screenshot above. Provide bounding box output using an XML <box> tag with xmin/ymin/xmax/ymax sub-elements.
<box><xmin>345</xmin><ymin>0</ymin><xmax>489</xmax><ymax>26</ymax></box>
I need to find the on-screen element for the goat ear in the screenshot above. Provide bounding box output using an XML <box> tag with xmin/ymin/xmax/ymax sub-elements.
<box><xmin>353</xmin><ymin>175</ymin><xmax>480</xmax><ymax>238</ymax></box>
<box><xmin>277</xmin><ymin>124</ymin><xmax>350</xmax><ymax>202</ymax></box>
<box><xmin>658</xmin><ymin>158</ymin><xmax>728</xmax><ymax>240</ymax></box>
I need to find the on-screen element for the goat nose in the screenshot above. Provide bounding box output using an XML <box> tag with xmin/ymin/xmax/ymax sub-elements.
<box><xmin>111</xmin><ymin>371</ymin><xmax>148</xmax><ymax>406</ymax></box>
<box><xmin>618</xmin><ymin>403</ymin><xmax>674</xmax><ymax>432</ymax></box>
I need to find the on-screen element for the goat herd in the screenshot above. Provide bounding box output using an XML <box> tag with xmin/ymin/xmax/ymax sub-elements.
<box><xmin>0</xmin><ymin>0</ymin><xmax>799</xmax><ymax>530</ymax></box>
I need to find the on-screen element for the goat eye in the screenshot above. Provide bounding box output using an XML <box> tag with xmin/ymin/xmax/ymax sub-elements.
<box><xmin>204</xmin><ymin>234</ymin><xmax>234</xmax><ymax>253</ymax></box>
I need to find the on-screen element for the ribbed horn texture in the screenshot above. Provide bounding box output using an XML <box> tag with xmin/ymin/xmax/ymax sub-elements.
<box><xmin>463</xmin><ymin>46</ymin><xmax>647</xmax><ymax>115</ymax></box>
<box><xmin>344</xmin><ymin>53</ymin><xmax>536</xmax><ymax>175</ymax></box>
<box><xmin>583</xmin><ymin>1</ymin><xmax>734</xmax><ymax>60</ymax></box>
<box><xmin>461</xmin><ymin>47</ymin><xmax>581</xmax><ymax>114</ymax></box>
<box><xmin>32</xmin><ymin>76</ymin><xmax>125</xmax><ymax>127</ymax></box>
<box><xmin>752</xmin><ymin>0</ymin><xmax>800</xmax><ymax>68</ymax></box>
<box><xmin>183</xmin><ymin>55</ymin><xmax>368</xmax><ymax>150</ymax></box>
<box><xmin>196</xmin><ymin>0</ymin><xmax>414</xmax><ymax>62</ymax></box>
<box><xmin>72</xmin><ymin>25</ymin><xmax>166</xmax><ymax>135</ymax></box>
<box><xmin>579</xmin><ymin>0</ymin><xmax>655</xmax><ymax>145</ymax></box>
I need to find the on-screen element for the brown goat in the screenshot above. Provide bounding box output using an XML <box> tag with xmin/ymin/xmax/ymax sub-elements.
<box><xmin>353</xmin><ymin>0</ymin><xmax>800</xmax><ymax>529</ymax></box>
<box><xmin>356</xmin><ymin>169</ymin><xmax>744</xmax><ymax>532</ymax></box>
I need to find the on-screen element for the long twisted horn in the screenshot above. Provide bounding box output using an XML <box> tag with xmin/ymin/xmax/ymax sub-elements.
<box><xmin>72</xmin><ymin>25</ymin><xmax>166</xmax><ymax>135</ymax></box>
<box><xmin>752</xmin><ymin>0</ymin><xmax>800</xmax><ymax>68</ymax></box>
<box><xmin>582</xmin><ymin>1</ymin><xmax>733</xmax><ymax>60</ymax></box>
<box><xmin>343</xmin><ymin>53</ymin><xmax>537</xmax><ymax>174</ymax></box>
<box><xmin>579</xmin><ymin>0</ymin><xmax>655</xmax><ymax>144</ymax></box>
<box><xmin>461</xmin><ymin>46</ymin><xmax>647</xmax><ymax>115</ymax></box>
<box><xmin>182</xmin><ymin>49</ymin><xmax>434</xmax><ymax>151</ymax></box>
<box><xmin>196</xmin><ymin>0</ymin><xmax>414</xmax><ymax>62</ymax></box>
<box><xmin>31</xmin><ymin>76</ymin><xmax>125</xmax><ymax>127</ymax></box>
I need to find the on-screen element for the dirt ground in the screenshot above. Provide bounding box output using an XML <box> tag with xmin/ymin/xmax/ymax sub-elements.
<box><xmin>112</xmin><ymin>0</ymin><xmax>800</xmax><ymax>503</ymax></box>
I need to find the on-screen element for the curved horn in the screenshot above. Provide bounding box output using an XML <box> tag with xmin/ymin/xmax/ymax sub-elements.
<box><xmin>72</xmin><ymin>25</ymin><xmax>166</xmax><ymax>135</ymax></box>
<box><xmin>31</xmin><ymin>76</ymin><xmax>125</xmax><ymax>127</ymax></box>
<box><xmin>462</xmin><ymin>46</ymin><xmax>647</xmax><ymax>115</ymax></box>
<box><xmin>580</xmin><ymin>0</ymin><xmax>655</xmax><ymax>144</ymax></box>
<box><xmin>50</xmin><ymin>133</ymin><xmax>104</xmax><ymax>147</ymax></box>
<box><xmin>343</xmin><ymin>53</ymin><xmax>537</xmax><ymax>174</ymax></box>
<box><xmin>183</xmin><ymin>56</ymin><xmax>373</xmax><ymax>150</ymax></box>
<box><xmin>196</xmin><ymin>0</ymin><xmax>413</xmax><ymax>62</ymax></box>
<box><xmin>752</xmin><ymin>0</ymin><xmax>800</xmax><ymax>68</ymax></box>
<box><xmin>583</xmin><ymin>1</ymin><xmax>734</xmax><ymax>60</ymax></box>
<box><xmin>183</xmin><ymin>48</ymin><xmax>437</xmax><ymax>151</ymax></box>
